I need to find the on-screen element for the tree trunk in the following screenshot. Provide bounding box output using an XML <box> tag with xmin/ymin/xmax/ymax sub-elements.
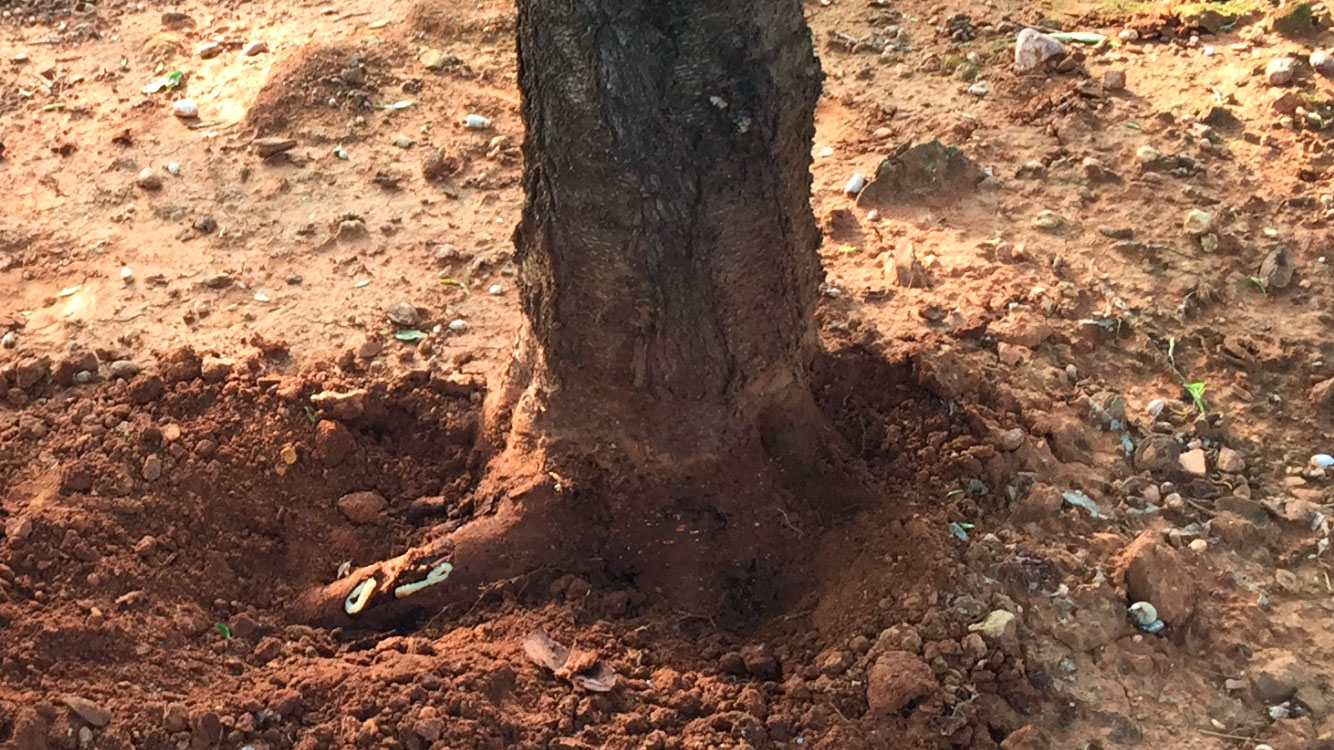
<box><xmin>513</xmin><ymin>0</ymin><xmax>824</xmax><ymax>402</ymax></box>
<box><xmin>294</xmin><ymin>0</ymin><xmax>840</xmax><ymax>629</ymax></box>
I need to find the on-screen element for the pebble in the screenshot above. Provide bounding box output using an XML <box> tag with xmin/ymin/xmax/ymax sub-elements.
<box><xmin>1179</xmin><ymin>448</ymin><xmax>1207</xmax><ymax>476</ymax></box>
<box><xmin>488</xmin><ymin>284</ymin><xmax>504</xmax><ymax>295</ymax></box>
<box><xmin>448</xmin><ymin>319</ymin><xmax>468</xmax><ymax>332</ymax></box>
<box><xmin>1033</xmin><ymin>210</ymin><xmax>1064</xmax><ymax>230</ymax></box>
<box><xmin>136</xmin><ymin>168</ymin><xmax>163</xmax><ymax>191</ymax></box>
<box><xmin>1313</xmin><ymin>50</ymin><xmax>1334</xmax><ymax>77</ymax></box>
<box><xmin>242</xmin><ymin>40</ymin><xmax>268</xmax><ymax>56</ymax></box>
<box><xmin>109</xmin><ymin>360</ymin><xmax>141</xmax><ymax>379</ymax></box>
<box><xmin>166</xmin><ymin>162</ymin><xmax>180</xmax><ymax>175</ymax></box>
<box><xmin>1014</xmin><ymin>28</ymin><xmax>1066</xmax><ymax>73</ymax></box>
<box><xmin>61</xmin><ymin>695</ymin><xmax>112</xmax><ymax>727</ymax></box>
<box><xmin>337</xmin><ymin>492</ymin><xmax>387</xmax><ymax>523</ymax></box>
<box><xmin>1120</xmin><ymin>531</ymin><xmax>1195</xmax><ymax>624</ymax></box>
<box><xmin>463</xmin><ymin>114</ymin><xmax>492</xmax><ymax>129</ymax></box>
<box><xmin>142</xmin><ymin>454</ymin><xmax>163</xmax><ymax>481</ymax></box>
<box><xmin>393</xmin><ymin>134</ymin><xmax>415</xmax><ymax>149</ymax></box>
<box><xmin>197</xmin><ymin>41</ymin><xmax>222</xmax><ymax>59</ymax></box>
<box><xmin>386</xmin><ymin>300</ymin><xmax>422</xmax><ymax>327</ymax></box>
<box><xmin>1</xmin><ymin>331</ymin><xmax>14</xmax><ymax>348</ymax></box>
<box><xmin>74</xmin><ymin>370</ymin><xmax>94</xmax><ymax>384</ymax></box>
<box><xmin>1103</xmin><ymin>70</ymin><xmax>1127</xmax><ymax>91</ymax></box>
<box><xmin>866</xmin><ymin>651</ymin><xmax>938</xmax><ymax>715</ymax></box>
<box><xmin>1312</xmin><ymin>454</ymin><xmax>1334</xmax><ymax>469</ymax></box>
<box><xmin>1267</xmin><ymin>57</ymin><xmax>1296</xmax><ymax>86</ymax></box>
<box><xmin>1118</xmin><ymin>28</ymin><xmax>1139</xmax><ymax>42</ymax></box>
<box><xmin>201</xmin><ymin>357</ymin><xmax>233</xmax><ymax>383</ymax></box>
<box><xmin>1147</xmin><ymin>398</ymin><xmax>1165</xmax><ymax>418</ymax></box>
<box><xmin>1182</xmin><ymin>209</ymin><xmax>1213</xmax><ymax>236</ymax></box>
<box><xmin>173</xmin><ymin>99</ymin><xmax>199</xmax><ymax>118</ymax></box>
<box><xmin>967</xmin><ymin>81</ymin><xmax>989</xmax><ymax>97</ymax></box>
<box><xmin>1189</xmin><ymin>539</ymin><xmax>1208</xmax><ymax>553</ymax></box>
<box><xmin>1217</xmin><ymin>446</ymin><xmax>1245</xmax><ymax>474</ymax></box>
<box><xmin>1136</xmin><ymin>145</ymin><xmax>1163</xmax><ymax>165</ymax></box>
<box><xmin>843</xmin><ymin>173</ymin><xmax>866</xmax><ymax>196</ymax></box>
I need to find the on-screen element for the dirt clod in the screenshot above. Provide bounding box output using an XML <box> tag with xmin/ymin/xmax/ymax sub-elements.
<box><xmin>337</xmin><ymin>491</ymin><xmax>387</xmax><ymax>523</ymax></box>
<box><xmin>866</xmin><ymin>650</ymin><xmax>937</xmax><ymax>715</ymax></box>
<box><xmin>1118</xmin><ymin>531</ymin><xmax>1196</xmax><ymax>624</ymax></box>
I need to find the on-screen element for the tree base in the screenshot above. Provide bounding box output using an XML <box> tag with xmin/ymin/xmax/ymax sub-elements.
<box><xmin>292</xmin><ymin>360</ymin><xmax>869</xmax><ymax>631</ymax></box>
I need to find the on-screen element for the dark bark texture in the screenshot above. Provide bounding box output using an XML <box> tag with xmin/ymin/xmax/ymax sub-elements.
<box><xmin>515</xmin><ymin>0</ymin><xmax>824</xmax><ymax>401</ymax></box>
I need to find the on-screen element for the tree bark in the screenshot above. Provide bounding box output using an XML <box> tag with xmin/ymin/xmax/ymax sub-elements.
<box><xmin>294</xmin><ymin>0</ymin><xmax>836</xmax><ymax>629</ymax></box>
<box><xmin>514</xmin><ymin>0</ymin><xmax>824</xmax><ymax>401</ymax></box>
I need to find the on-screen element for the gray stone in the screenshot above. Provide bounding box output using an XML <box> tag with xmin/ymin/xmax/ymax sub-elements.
<box><xmin>1014</xmin><ymin>28</ymin><xmax>1066</xmax><ymax>72</ymax></box>
<box><xmin>1267</xmin><ymin>57</ymin><xmax>1297</xmax><ymax>86</ymax></box>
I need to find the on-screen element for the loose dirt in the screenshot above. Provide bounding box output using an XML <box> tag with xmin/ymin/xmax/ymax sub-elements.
<box><xmin>4</xmin><ymin>1</ymin><xmax>1334</xmax><ymax>749</ymax></box>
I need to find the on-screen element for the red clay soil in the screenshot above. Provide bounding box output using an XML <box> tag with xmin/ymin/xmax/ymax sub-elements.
<box><xmin>6</xmin><ymin>0</ymin><xmax>1334</xmax><ymax>749</ymax></box>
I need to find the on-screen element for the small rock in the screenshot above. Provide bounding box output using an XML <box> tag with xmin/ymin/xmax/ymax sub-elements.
<box><xmin>108</xmin><ymin>360</ymin><xmax>141</xmax><ymax>379</ymax></box>
<box><xmin>1001</xmin><ymin>726</ymin><xmax>1052</xmax><ymax>750</ymax></box>
<box><xmin>387</xmin><ymin>301</ymin><xmax>422</xmax><ymax>327</ymax></box>
<box><xmin>1103</xmin><ymin>69</ymin><xmax>1126</xmax><ymax>90</ymax></box>
<box><xmin>488</xmin><ymin>284</ymin><xmax>504</xmax><ymax>295</ymax></box>
<box><xmin>161</xmin><ymin>11</ymin><xmax>195</xmax><ymax>29</ymax></box>
<box><xmin>967</xmin><ymin>81</ymin><xmax>989</xmax><ymax>97</ymax></box>
<box><xmin>1012</xmin><ymin>483</ymin><xmax>1062</xmax><ymax>522</ymax></box>
<box><xmin>200</xmin><ymin>357</ymin><xmax>233</xmax><ymax>383</ymax></box>
<box><xmin>1260</xmin><ymin>246</ymin><xmax>1297</xmax><ymax>289</ymax></box>
<box><xmin>311</xmin><ymin>389</ymin><xmax>367</xmax><ymax>419</ymax></box>
<box><xmin>242</xmin><ymin>40</ymin><xmax>268</xmax><ymax>56</ymax></box>
<box><xmin>1217</xmin><ymin>447</ymin><xmax>1246</xmax><ymax>474</ymax></box>
<box><xmin>1118</xmin><ymin>28</ymin><xmax>1139</xmax><ymax>42</ymax></box>
<box><xmin>173</xmin><ymin>99</ymin><xmax>199</xmax><ymax>118</ymax></box>
<box><xmin>1309</xmin><ymin>376</ymin><xmax>1334</xmax><ymax>410</ymax></box>
<box><xmin>719</xmin><ymin>651</ymin><xmax>747</xmax><ymax>676</ymax></box>
<box><xmin>866</xmin><ymin>651</ymin><xmax>937</xmax><ymax>715</ymax></box>
<box><xmin>1136</xmin><ymin>145</ymin><xmax>1163</xmax><ymax>165</ymax></box>
<box><xmin>337</xmin><ymin>491</ymin><xmax>387</xmax><ymax>523</ymax></box>
<box><xmin>315</xmin><ymin>420</ymin><xmax>355</xmax><ymax>466</ymax></box>
<box><xmin>197</xmin><ymin>41</ymin><xmax>222</xmax><ymax>59</ymax></box>
<box><xmin>1014</xmin><ymin>28</ymin><xmax>1066</xmax><ymax>72</ymax></box>
<box><xmin>1267</xmin><ymin>57</ymin><xmax>1297</xmax><ymax>86</ymax></box>
<box><xmin>136</xmin><ymin>168</ymin><xmax>163</xmax><ymax>191</ymax></box>
<box><xmin>1178</xmin><ymin>448</ymin><xmax>1207</xmax><ymax>476</ymax></box>
<box><xmin>419</xmin><ymin>48</ymin><xmax>457</xmax><ymax>71</ymax></box>
<box><xmin>1312</xmin><ymin>50</ymin><xmax>1334</xmax><ymax>77</ymax></box>
<box><xmin>464</xmin><ymin>114</ymin><xmax>492</xmax><ymax>129</ymax></box>
<box><xmin>448</xmin><ymin>319</ymin><xmax>468</xmax><ymax>332</ymax></box>
<box><xmin>190</xmin><ymin>710</ymin><xmax>222</xmax><ymax>750</ymax></box>
<box><xmin>999</xmin><ymin>428</ymin><xmax>1025</xmax><ymax>452</ymax></box>
<box><xmin>393</xmin><ymin>134</ymin><xmax>415</xmax><ymax>149</ymax></box>
<box><xmin>163</xmin><ymin>703</ymin><xmax>189</xmax><ymax>732</ymax></box>
<box><xmin>61</xmin><ymin>695</ymin><xmax>112</xmax><ymax>727</ymax></box>
<box><xmin>142</xmin><ymin>454</ymin><xmax>164</xmax><ymax>481</ymax></box>
<box><xmin>415</xmin><ymin>718</ymin><xmax>445</xmax><ymax>743</ymax></box>
<box><xmin>1117</xmin><ymin>531</ymin><xmax>1196</xmax><ymax>624</ymax></box>
<box><xmin>1033</xmin><ymin>210</ymin><xmax>1064</xmax><ymax>230</ymax></box>
<box><xmin>1</xmin><ymin>331</ymin><xmax>15</xmax><ymax>349</ymax></box>
<box><xmin>253</xmin><ymin>138</ymin><xmax>297</xmax><ymax>158</ymax></box>
<box><xmin>844</xmin><ymin>173</ymin><xmax>866</xmax><ymax>196</ymax></box>
<box><xmin>969</xmin><ymin>610</ymin><xmax>1018</xmax><ymax>642</ymax></box>
<box><xmin>741</xmin><ymin>644</ymin><xmax>781</xmax><ymax>681</ymax></box>
<box><xmin>1182</xmin><ymin>209</ymin><xmax>1213</xmax><ymax>237</ymax></box>
<box><xmin>1250</xmin><ymin>648</ymin><xmax>1308</xmax><ymax>703</ymax></box>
